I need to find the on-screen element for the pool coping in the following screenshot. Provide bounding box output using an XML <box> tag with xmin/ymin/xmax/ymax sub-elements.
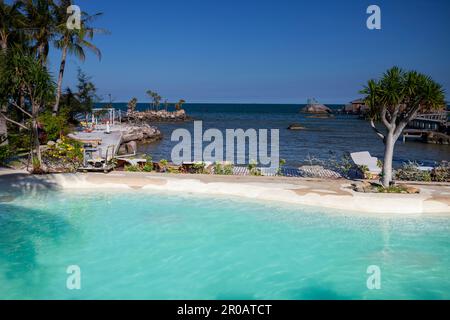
<box><xmin>1</xmin><ymin>169</ymin><xmax>449</xmax><ymax>216</ymax></box>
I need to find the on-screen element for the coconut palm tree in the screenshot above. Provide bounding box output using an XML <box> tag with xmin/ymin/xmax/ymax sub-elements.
<box><xmin>22</xmin><ymin>0</ymin><xmax>56</xmax><ymax>65</ymax></box>
<box><xmin>127</xmin><ymin>97</ymin><xmax>138</xmax><ymax>113</ymax></box>
<box><xmin>146</xmin><ymin>90</ymin><xmax>161</xmax><ymax>111</ymax></box>
<box><xmin>175</xmin><ymin>99</ymin><xmax>185</xmax><ymax>110</ymax></box>
<box><xmin>52</xmin><ymin>0</ymin><xmax>104</xmax><ymax>115</ymax></box>
<box><xmin>0</xmin><ymin>0</ymin><xmax>26</xmax><ymax>51</ymax></box>
<box><xmin>361</xmin><ymin>67</ymin><xmax>445</xmax><ymax>187</ymax></box>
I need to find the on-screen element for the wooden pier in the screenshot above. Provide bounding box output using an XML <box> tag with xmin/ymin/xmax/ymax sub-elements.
<box><xmin>68</xmin><ymin>130</ymin><xmax>124</xmax><ymax>172</ymax></box>
<box><xmin>403</xmin><ymin>111</ymin><xmax>449</xmax><ymax>144</ymax></box>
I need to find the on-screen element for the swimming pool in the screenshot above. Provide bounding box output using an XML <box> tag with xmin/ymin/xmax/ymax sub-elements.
<box><xmin>0</xmin><ymin>189</ymin><xmax>449</xmax><ymax>300</ymax></box>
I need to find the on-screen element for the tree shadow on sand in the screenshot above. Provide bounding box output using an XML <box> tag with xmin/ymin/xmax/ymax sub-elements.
<box><xmin>0</xmin><ymin>172</ymin><xmax>61</xmax><ymax>198</ymax></box>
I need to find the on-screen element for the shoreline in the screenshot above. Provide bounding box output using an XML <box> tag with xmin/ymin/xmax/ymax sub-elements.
<box><xmin>1</xmin><ymin>169</ymin><xmax>449</xmax><ymax>216</ymax></box>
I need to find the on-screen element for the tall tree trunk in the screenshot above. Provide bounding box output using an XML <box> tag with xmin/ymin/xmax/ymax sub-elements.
<box><xmin>0</xmin><ymin>38</ymin><xmax>7</xmax><ymax>145</ymax></box>
<box><xmin>31</xmin><ymin>100</ymin><xmax>42</xmax><ymax>172</ymax></box>
<box><xmin>37</xmin><ymin>43</ymin><xmax>48</xmax><ymax>66</ymax></box>
<box><xmin>53</xmin><ymin>44</ymin><xmax>68</xmax><ymax>116</ymax></box>
<box><xmin>32</xmin><ymin>117</ymin><xmax>42</xmax><ymax>168</ymax></box>
<box><xmin>382</xmin><ymin>131</ymin><xmax>395</xmax><ymax>187</ymax></box>
<box><xmin>0</xmin><ymin>115</ymin><xmax>8</xmax><ymax>146</ymax></box>
<box><xmin>0</xmin><ymin>31</ymin><xmax>7</xmax><ymax>51</ymax></box>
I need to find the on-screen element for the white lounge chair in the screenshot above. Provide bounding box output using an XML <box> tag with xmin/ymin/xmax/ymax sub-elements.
<box><xmin>350</xmin><ymin>152</ymin><xmax>382</xmax><ymax>175</ymax></box>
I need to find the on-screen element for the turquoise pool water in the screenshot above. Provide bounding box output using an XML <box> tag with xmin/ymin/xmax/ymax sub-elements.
<box><xmin>0</xmin><ymin>189</ymin><xmax>449</xmax><ymax>300</ymax></box>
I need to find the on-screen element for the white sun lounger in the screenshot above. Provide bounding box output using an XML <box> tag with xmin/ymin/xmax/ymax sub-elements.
<box><xmin>350</xmin><ymin>152</ymin><xmax>382</xmax><ymax>174</ymax></box>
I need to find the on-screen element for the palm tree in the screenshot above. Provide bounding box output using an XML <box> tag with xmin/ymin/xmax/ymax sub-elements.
<box><xmin>0</xmin><ymin>0</ymin><xmax>25</xmax><ymax>51</ymax></box>
<box><xmin>52</xmin><ymin>0</ymin><xmax>104</xmax><ymax>115</ymax></box>
<box><xmin>361</xmin><ymin>67</ymin><xmax>445</xmax><ymax>187</ymax></box>
<box><xmin>146</xmin><ymin>90</ymin><xmax>161</xmax><ymax>111</ymax></box>
<box><xmin>0</xmin><ymin>49</ymin><xmax>55</xmax><ymax>169</ymax></box>
<box><xmin>175</xmin><ymin>99</ymin><xmax>185</xmax><ymax>111</ymax></box>
<box><xmin>127</xmin><ymin>97</ymin><xmax>138</xmax><ymax>113</ymax></box>
<box><xmin>22</xmin><ymin>0</ymin><xmax>57</xmax><ymax>65</ymax></box>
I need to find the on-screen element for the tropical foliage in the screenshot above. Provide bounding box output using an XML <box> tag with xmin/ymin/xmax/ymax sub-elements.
<box><xmin>361</xmin><ymin>67</ymin><xmax>446</xmax><ymax>187</ymax></box>
<box><xmin>0</xmin><ymin>0</ymin><xmax>105</xmax><ymax>171</ymax></box>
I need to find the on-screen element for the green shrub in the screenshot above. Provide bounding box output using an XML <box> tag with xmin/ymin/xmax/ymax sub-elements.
<box><xmin>167</xmin><ymin>166</ymin><xmax>180</xmax><ymax>174</ymax></box>
<box><xmin>214</xmin><ymin>162</ymin><xmax>234</xmax><ymax>175</ymax></box>
<box><xmin>248</xmin><ymin>160</ymin><xmax>262</xmax><ymax>176</ymax></box>
<box><xmin>158</xmin><ymin>159</ymin><xmax>169</xmax><ymax>172</ymax></box>
<box><xmin>8</xmin><ymin>133</ymin><xmax>31</xmax><ymax>152</ymax></box>
<box><xmin>125</xmin><ymin>165</ymin><xmax>140</xmax><ymax>172</ymax></box>
<box><xmin>42</xmin><ymin>137</ymin><xmax>84</xmax><ymax>172</ymax></box>
<box><xmin>39</xmin><ymin>110</ymin><xmax>70</xmax><ymax>142</ymax></box>
<box><xmin>326</xmin><ymin>154</ymin><xmax>357</xmax><ymax>178</ymax></box>
<box><xmin>277</xmin><ymin>159</ymin><xmax>286</xmax><ymax>176</ymax></box>
<box><xmin>31</xmin><ymin>157</ymin><xmax>44</xmax><ymax>174</ymax></box>
<box><xmin>0</xmin><ymin>145</ymin><xmax>10</xmax><ymax>165</ymax></box>
<box><xmin>376</xmin><ymin>185</ymin><xmax>410</xmax><ymax>194</ymax></box>
<box><xmin>192</xmin><ymin>162</ymin><xmax>206</xmax><ymax>174</ymax></box>
<box><xmin>431</xmin><ymin>162</ymin><xmax>450</xmax><ymax>182</ymax></box>
<box><xmin>142</xmin><ymin>155</ymin><xmax>153</xmax><ymax>172</ymax></box>
<box><xmin>214</xmin><ymin>162</ymin><xmax>223</xmax><ymax>174</ymax></box>
<box><xmin>222</xmin><ymin>163</ymin><xmax>234</xmax><ymax>175</ymax></box>
<box><xmin>395</xmin><ymin>162</ymin><xmax>432</xmax><ymax>182</ymax></box>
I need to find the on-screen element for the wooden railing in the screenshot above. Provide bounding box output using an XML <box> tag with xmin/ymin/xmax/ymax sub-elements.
<box><xmin>414</xmin><ymin>111</ymin><xmax>449</xmax><ymax>124</ymax></box>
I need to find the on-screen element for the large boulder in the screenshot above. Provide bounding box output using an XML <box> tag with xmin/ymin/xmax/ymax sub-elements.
<box><xmin>301</xmin><ymin>103</ymin><xmax>332</xmax><ymax>114</ymax></box>
<box><xmin>120</xmin><ymin>124</ymin><xmax>162</xmax><ymax>144</ymax></box>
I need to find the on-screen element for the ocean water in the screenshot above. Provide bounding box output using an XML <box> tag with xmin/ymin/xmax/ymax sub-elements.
<box><xmin>102</xmin><ymin>103</ymin><xmax>449</xmax><ymax>168</ymax></box>
<box><xmin>1</xmin><ymin>189</ymin><xmax>449</xmax><ymax>300</ymax></box>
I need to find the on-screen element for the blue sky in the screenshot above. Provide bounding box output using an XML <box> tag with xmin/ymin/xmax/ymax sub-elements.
<box><xmin>46</xmin><ymin>0</ymin><xmax>450</xmax><ymax>104</ymax></box>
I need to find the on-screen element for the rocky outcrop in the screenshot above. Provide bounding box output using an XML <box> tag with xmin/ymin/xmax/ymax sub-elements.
<box><xmin>301</xmin><ymin>99</ymin><xmax>332</xmax><ymax>114</ymax></box>
<box><xmin>301</xmin><ymin>104</ymin><xmax>332</xmax><ymax>114</ymax></box>
<box><xmin>119</xmin><ymin>124</ymin><xmax>162</xmax><ymax>144</ymax></box>
<box><xmin>288</xmin><ymin>123</ymin><xmax>306</xmax><ymax>130</ymax></box>
<box><xmin>118</xmin><ymin>141</ymin><xmax>138</xmax><ymax>156</ymax></box>
<box><xmin>126</xmin><ymin>109</ymin><xmax>187</xmax><ymax>123</ymax></box>
<box><xmin>116</xmin><ymin>124</ymin><xmax>162</xmax><ymax>155</ymax></box>
<box><xmin>425</xmin><ymin>132</ymin><xmax>450</xmax><ymax>145</ymax></box>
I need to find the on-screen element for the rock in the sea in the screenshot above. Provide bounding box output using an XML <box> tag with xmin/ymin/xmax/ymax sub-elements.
<box><xmin>288</xmin><ymin>124</ymin><xmax>306</xmax><ymax>130</ymax></box>
<box><xmin>302</xmin><ymin>104</ymin><xmax>332</xmax><ymax>114</ymax></box>
<box><xmin>126</xmin><ymin>109</ymin><xmax>187</xmax><ymax>123</ymax></box>
<box><xmin>301</xmin><ymin>99</ymin><xmax>332</xmax><ymax>114</ymax></box>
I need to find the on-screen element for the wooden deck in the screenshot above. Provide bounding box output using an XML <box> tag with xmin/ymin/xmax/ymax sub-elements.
<box><xmin>69</xmin><ymin>131</ymin><xmax>123</xmax><ymax>158</ymax></box>
<box><xmin>68</xmin><ymin>130</ymin><xmax>124</xmax><ymax>172</ymax></box>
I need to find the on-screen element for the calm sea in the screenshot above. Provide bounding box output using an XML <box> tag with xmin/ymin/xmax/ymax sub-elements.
<box><xmin>98</xmin><ymin>103</ymin><xmax>449</xmax><ymax>168</ymax></box>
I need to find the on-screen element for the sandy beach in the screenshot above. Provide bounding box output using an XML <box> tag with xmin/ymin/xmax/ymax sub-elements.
<box><xmin>1</xmin><ymin>168</ymin><xmax>449</xmax><ymax>215</ymax></box>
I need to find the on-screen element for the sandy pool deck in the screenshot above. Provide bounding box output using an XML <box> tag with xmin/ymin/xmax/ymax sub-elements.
<box><xmin>0</xmin><ymin>169</ymin><xmax>449</xmax><ymax>215</ymax></box>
